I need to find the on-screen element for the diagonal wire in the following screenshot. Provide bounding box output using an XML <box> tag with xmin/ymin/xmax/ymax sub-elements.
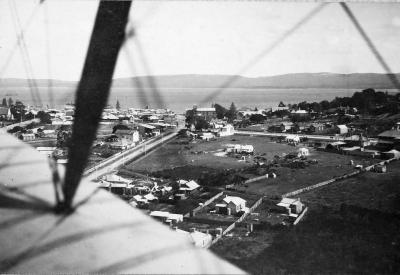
<box><xmin>0</xmin><ymin>3</ymin><xmax>41</xmax><ymax>82</ymax></box>
<box><xmin>9</xmin><ymin>0</ymin><xmax>42</xmax><ymax>107</ymax></box>
<box><xmin>124</xmin><ymin>23</ymin><xmax>166</xmax><ymax>109</ymax></box>
<box><xmin>8</xmin><ymin>0</ymin><xmax>38</xmax><ymax>107</ymax></box>
<box><xmin>122</xmin><ymin>45</ymin><xmax>151</xmax><ymax>108</ymax></box>
<box><xmin>43</xmin><ymin>0</ymin><xmax>54</xmax><ymax>109</ymax></box>
<box><xmin>198</xmin><ymin>2</ymin><xmax>327</xmax><ymax>106</ymax></box>
<box><xmin>340</xmin><ymin>2</ymin><xmax>400</xmax><ymax>92</ymax></box>
<box><xmin>133</xmin><ymin>37</ymin><xmax>166</xmax><ymax>109</ymax></box>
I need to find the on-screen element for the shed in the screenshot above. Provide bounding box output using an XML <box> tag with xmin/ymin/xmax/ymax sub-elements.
<box><xmin>277</xmin><ymin>198</ymin><xmax>304</xmax><ymax>215</ymax></box>
<box><xmin>336</xmin><ymin>125</ymin><xmax>348</xmax><ymax>135</ymax></box>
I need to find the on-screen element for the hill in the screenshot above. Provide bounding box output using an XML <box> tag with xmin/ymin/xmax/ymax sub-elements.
<box><xmin>1</xmin><ymin>73</ymin><xmax>400</xmax><ymax>89</ymax></box>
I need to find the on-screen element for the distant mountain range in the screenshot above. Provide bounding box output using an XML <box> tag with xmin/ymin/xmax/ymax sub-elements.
<box><xmin>1</xmin><ymin>73</ymin><xmax>400</xmax><ymax>89</ymax></box>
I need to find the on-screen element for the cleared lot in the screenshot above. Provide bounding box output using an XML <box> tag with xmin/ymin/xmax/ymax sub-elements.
<box><xmin>299</xmin><ymin>160</ymin><xmax>400</xmax><ymax>214</ymax></box>
<box><xmin>125</xmin><ymin>135</ymin><xmax>294</xmax><ymax>172</ymax></box>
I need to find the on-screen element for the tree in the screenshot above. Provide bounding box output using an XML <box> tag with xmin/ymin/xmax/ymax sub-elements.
<box><xmin>185</xmin><ymin>109</ymin><xmax>195</xmax><ymax>127</ymax></box>
<box><xmin>2</xmin><ymin>98</ymin><xmax>7</xmax><ymax>106</ymax></box>
<box><xmin>195</xmin><ymin>117</ymin><xmax>209</xmax><ymax>131</ymax></box>
<box><xmin>226</xmin><ymin>102</ymin><xmax>237</xmax><ymax>122</ymax></box>
<box><xmin>37</xmin><ymin>111</ymin><xmax>52</xmax><ymax>124</ymax></box>
<box><xmin>320</xmin><ymin>100</ymin><xmax>330</xmax><ymax>111</ymax></box>
<box><xmin>56</xmin><ymin>125</ymin><xmax>72</xmax><ymax>148</ymax></box>
<box><xmin>112</xmin><ymin>124</ymin><xmax>130</xmax><ymax>133</ymax></box>
<box><xmin>10</xmin><ymin>100</ymin><xmax>26</xmax><ymax>121</ymax></box>
<box><xmin>249</xmin><ymin>114</ymin><xmax>265</xmax><ymax>124</ymax></box>
<box><xmin>116</xmin><ymin>99</ymin><xmax>121</xmax><ymax>110</ymax></box>
<box><xmin>7</xmin><ymin>126</ymin><xmax>24</xmax><ymax>134</ymax></box>
<box><xmin>8</xmin><ymin>98</ymin><xmax>13</xmax><ymax>107</ymax></box>
<box><xmin>214</xmin><ymin>103</ymin><xmax>228</xmax><ymax>119</ymax></box>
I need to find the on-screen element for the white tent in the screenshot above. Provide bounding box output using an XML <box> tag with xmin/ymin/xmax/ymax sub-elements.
<box><xmin>298</xmin><ymin>147</ymin><xmax>309</xmax><ymax>156</ymax></box>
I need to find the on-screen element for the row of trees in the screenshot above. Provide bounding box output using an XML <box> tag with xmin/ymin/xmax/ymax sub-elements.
<box><xmin>1</xmin><ymin>97</ymin><xmax>14</xmax><ymax>107</ymax></box>
<box><xmin>287</xmin><ymin>88</ymin><xmax>399</xmax><ymax>115</ymax></box>
<box><xmin>212</xmin><ymin>102</ymin><xmax>237</xmax><ymax>122</ymax></box>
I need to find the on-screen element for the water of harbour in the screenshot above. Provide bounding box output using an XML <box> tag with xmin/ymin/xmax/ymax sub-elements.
<box><xmin>1</xmin><ymin>86</ymin><xmax>396</xmax><ymax>113</ymax></box>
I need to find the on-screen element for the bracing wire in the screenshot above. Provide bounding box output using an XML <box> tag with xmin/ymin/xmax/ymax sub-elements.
<box><xmin>340</xmin><ymin>2</ymin><xmax>400</xmax><ymax>92</ymax></box>
<box><xmin>123</xmin><ymin>21</ymin><xmax>165</xmax><ymax>110</ymax></box>
<box><xmin>133</xmin><ymin>37</ymin><xmax>166</xmax><ymax>109</ymax></box>
<box><xmin>8</xmin><ymin>0</ymin><xmax>38</xmax><ymax>107</ymax></box>
<box><xmin>0</xmin><ymin>3</ymin><xmax>41</xmax><ymax>81</ymax></box>
<box><xmin>43</xmin><ymin>0</ymin><xmax>54</xmax><ymax>109</ymax></box>
<box><xmin>198</xmin><ymin>3</ymin><xmax>327</xmax><ymax>106</ymax></box>
<box><xmin>122</xmin><ymin>45</ymin><xmax>151</xmax><ymax>108</ymax></box>
<box><xmin>9</xmin><ymin>0</ymin><xmax>42</xmax><ymax>107</ymax></box>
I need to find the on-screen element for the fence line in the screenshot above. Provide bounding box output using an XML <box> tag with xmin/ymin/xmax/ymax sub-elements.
<box><xmin>293</xmin><ymin>207</ymin><xmax>308</xmax><ymax>225</ymax></box>
<box><xmin>282</xmin><ymin>157</ymin><xmax>398</xmax><ymax>198</ymax></box>
<box><xmin>188</xmin><ymin>192</ymin><xmax>224</xmax><ymax>217</ymax></box>
<box><xmin>210</xmin><ymin>197</ymin><xmax>263</xmax><ymax>247</ymax></box>
<box><xmin>244</xmin><ymin>174</ymin><xmax>270</xmax><ymax>184</ymax></box>
<box><xmin>83</xmin><ymin>131</ymin><xmax>177</xmax><ymax>177</ymax></box>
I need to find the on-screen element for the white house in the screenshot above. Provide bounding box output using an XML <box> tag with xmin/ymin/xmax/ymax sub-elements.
<box><xmin>221</xmin><ymin>196</ymin><xmax>247</xmax><ymax>215</ymax></box>
<box><xmin>277</xmin><ymin>198</ymin><xmax>304</xmax><ymax>216</ymax></box>
<box><xmin>200</xmin><ymin>132</ymin><xmax>215</xmax><ymax>141</ymax></box>
<box><xmin>115</xmin><ymin>129</ymin><xmax>140</xmax><ymax>145</ymax></box>
<box><xmin>285</xmin><ymin>135</ymin><xmax>300</xmax><ymax>144</ymax></box>
<box><xmin>218</xmin><ymin>124</ymin><xmax>235</xmax><ymax>137</ymax></box>
<box><xmin>150</xmin><ymin>211</ymin><xmax>183</xmax><ymax>223</ymax></box>
<box><xmin>178</xmin><ymin>180</ymin><xmax>200</xmax><ymax>194</ymax></box>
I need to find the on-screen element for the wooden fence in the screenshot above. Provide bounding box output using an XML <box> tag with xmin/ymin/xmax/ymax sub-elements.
<box><xmin>210</xmin><ymin>197</ymin><xmax>263</xmax><ymax>247</ymax></box>
<box><xmin>243</xmin><ymin>174</ymin><xmax>270</xmax><ymax>184</ymax></box>
<box><xmin>282</xmin><ymin>157</ymin><xmax>398</xmax><ymax>198</ymax></box>
<box><xmin>293</xmin><ymin>207</ymin><xmax>308</xmax><ymax>225</ymax></box>
<box><xmin>184</xmin><ymin>191</ymin><xmax>224</xmax><ymax>218</ymax></box>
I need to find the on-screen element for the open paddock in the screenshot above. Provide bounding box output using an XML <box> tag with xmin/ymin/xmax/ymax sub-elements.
<box><xmin>299</xmin><ymin>160</ymin><xmax>400</xmax><ymax>214</ymax></box>
<box><xmin>244</xmin><ymin>149</ymin><xmax>379</xmax><ymax>197</ymax></box>
<box><xmin>124</xmin><ymin>135</ymin><xmax>295</xmax><ymax>173</ymax></box>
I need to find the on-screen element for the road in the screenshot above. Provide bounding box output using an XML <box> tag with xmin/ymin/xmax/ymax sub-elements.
<box><xmin>234</xmin><ymin>130</ymin><xmax>345</xmax><ymax>141</ymax></box>
<box><xmin>83</xmin><ymin>131</ymin><xmax>179</xmax><ymax>181</ymax></box>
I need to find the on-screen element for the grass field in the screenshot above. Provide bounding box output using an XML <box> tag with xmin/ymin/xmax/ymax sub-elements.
<box><xmin>212</xmin><ymin>206</ymin><xmax>400</xmax><ymax>274</ymax></box>
<box><xmin>123</xmin><ymin>135</ymin><xmax>379</xmax><ymax>197</ymax></box>
<box><xmin>299</xmin><ymin>160</ymin><xmax>400</xmax><ymax>214</ymax></box>
<box><xmin>245</xmin><ymin>149</ymin><xmax>376</xmax><ymax>197</ymax></box>
<box><xmin>125</xmin><ymin>135</ymin><xmax>294</xmax><ymax>173</ymax></box>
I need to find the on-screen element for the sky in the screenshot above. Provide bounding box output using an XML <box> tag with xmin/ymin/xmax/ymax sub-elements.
<box><xmin>0</xmin><ymin>0</ymin><xmax>400</xmax><ymax>81</ymax></box>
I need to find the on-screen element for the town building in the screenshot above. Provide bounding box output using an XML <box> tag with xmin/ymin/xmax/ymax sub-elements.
<box><xmin>308</xmin><ymin>123</ymin><xmax>325</xmax><ymax>134</ymax></box>
<box><xmin>19</xmin><ymin>133</ymin><xmax>35</xmax><ymax>141</ymax></box>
